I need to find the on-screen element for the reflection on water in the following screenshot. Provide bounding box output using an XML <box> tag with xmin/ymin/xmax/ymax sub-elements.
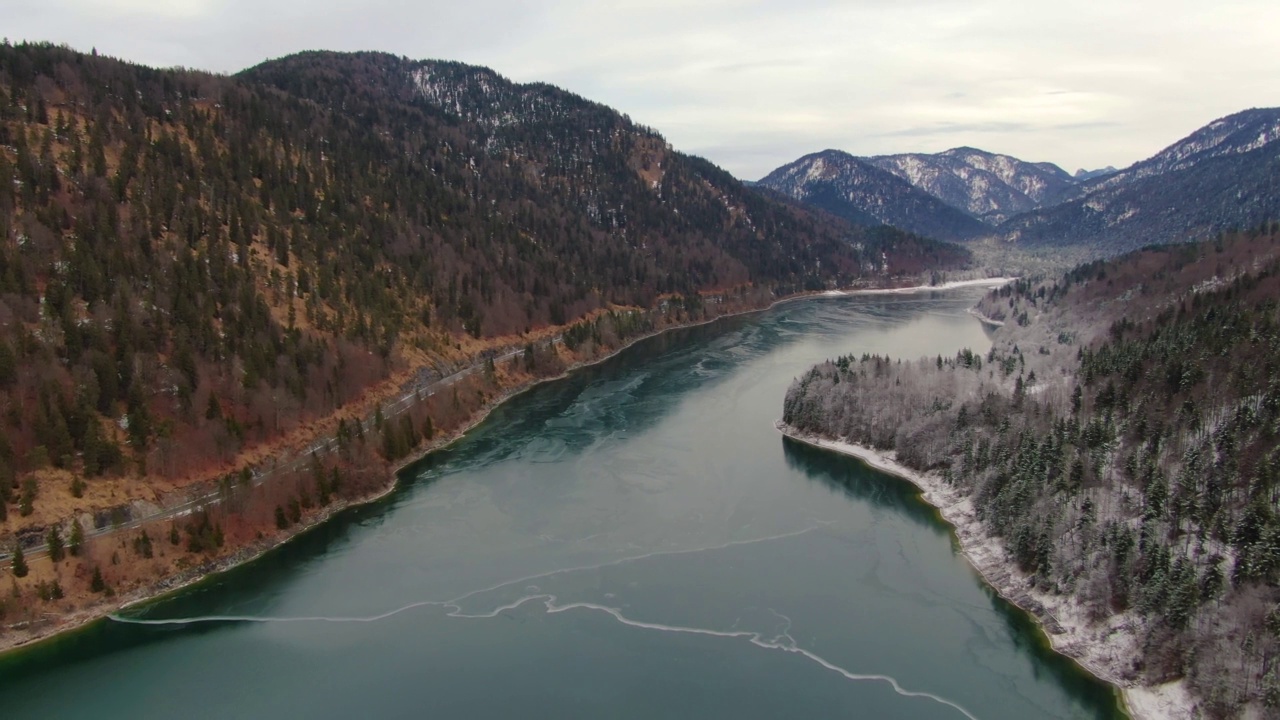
<box><xmin>782</xmin><ymin>435</ymin><xmax>1125</xmax><ymax>720</ymax></box>
<box><xmin>782</xmin><ymin>435</ymin><xmax>951</xmax><ymax>532</ymax></box>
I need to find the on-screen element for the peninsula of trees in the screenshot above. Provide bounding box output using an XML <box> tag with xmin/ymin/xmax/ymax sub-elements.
<box><xmin>784</xmin><ymin>226</ymin><xmax>1280</xmax><ymax>718</ymax></box>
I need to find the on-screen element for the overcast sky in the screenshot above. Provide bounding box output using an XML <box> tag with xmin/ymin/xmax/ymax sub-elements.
<box><xmin>8</xmin><ymin>0</ymin><xmax>1279</xmax><ymax>179</ymax></box>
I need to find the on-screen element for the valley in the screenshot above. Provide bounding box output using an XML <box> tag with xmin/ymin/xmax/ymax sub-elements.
<box><xmin>0</xmin><ymin>34</ymin><xmax>1277</xmax><ymax>720</ymax></box>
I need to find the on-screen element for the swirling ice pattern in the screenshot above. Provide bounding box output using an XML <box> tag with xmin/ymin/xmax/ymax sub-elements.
<box><xmin>110</xmin><ymin>524</ymin><xmax>978</xmax><ymax>720</ymax></box>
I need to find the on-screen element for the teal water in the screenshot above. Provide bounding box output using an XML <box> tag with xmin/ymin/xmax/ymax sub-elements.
<box><xmin>0</xmin><ymin>291</ymin><xmax>1126</xmax><ymax>719</ymax></box>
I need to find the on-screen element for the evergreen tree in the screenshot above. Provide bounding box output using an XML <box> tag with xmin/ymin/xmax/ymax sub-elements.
<box><xmin>205</xmin><ymin>393</ymin><xmax>222</xmax><ymax>420</ymax></box>
<box><xmin>126</xmin><ymin>383</ymin><xmax>152</xmax><ymax>451</ymax></box>
<box><xmin>18</xmin><ymin>477</ymin><xmax>34</xmax><ymax>516</ymax></box>
<box><xmin>10</xmin><ymin>542</ymin><xmax>26</xmax><ymax>578</ymax></box>
<box><xmin>82</xmin><ymin>417</ymin><xmax>104</xmax><ymax>476</ymax></box>
<box><xmin>0</xmin><ymin>340</ymin><xmax>15</xmax><ymax>386</ymax></box>
<box><xmin>69</xmin><ymin>518</ymin><xmax>84</xmax><ymax>556</ymax></box>
<box><xmin>47</xmin><ymin>524</ymin><xmax>64</xmax><ymax>562</ymax></box>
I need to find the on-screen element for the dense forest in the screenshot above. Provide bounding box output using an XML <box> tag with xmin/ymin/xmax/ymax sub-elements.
<box><xmin>784</xmin><ymin>226</ymin><xmax>1280</xmax><ymax>717</ymax></box>
<box><xmin>0</xmin><ymin>42</ymin><xmax>971</xmax><ymax>539</ymax></box>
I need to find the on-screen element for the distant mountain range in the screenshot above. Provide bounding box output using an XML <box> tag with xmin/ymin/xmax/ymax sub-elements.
<box><xmin>759</xmin><ymin>108</ymin><xmax>1280</xmax><ymax>256</ymax></box>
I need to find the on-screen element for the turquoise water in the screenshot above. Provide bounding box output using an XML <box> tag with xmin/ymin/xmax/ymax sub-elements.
<box><xmin>0</xmin><ymin>290</ymin><xmax>1125</xmax><ymax>719</ymax></box>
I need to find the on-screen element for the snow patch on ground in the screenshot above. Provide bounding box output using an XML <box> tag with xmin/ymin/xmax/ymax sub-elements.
<box><xmin>805</xmin><ymin>157</ymin><xmax>828</xmax><ymax>183</ymax></box>
<box><xmin>1126</xmin><ymin>682</ymin><xmax>1197</xmax><ymax>720</ymax></box>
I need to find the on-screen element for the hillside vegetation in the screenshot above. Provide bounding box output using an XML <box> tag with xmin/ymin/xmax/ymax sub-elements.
<box><xmin>784</xmin><ymin>226</ymin><xmax>1280</xmax><ymax>717</ymax></box>
<box><xmin>0</xmin><ymin>41</ymin><xmax>974</xmax><ymax>630</ymax></box>
<box><xmin>0</xmin><ymin>42</ymin><xmax>969</xmax><ymax>523</ymax></box>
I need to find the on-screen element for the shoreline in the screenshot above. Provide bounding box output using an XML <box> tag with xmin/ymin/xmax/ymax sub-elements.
<box><xmin>966</xmin><ymin>306</ymin><xmax>1006</xmax><ymax>327</ymax></box>
<box><xmin>819</xmin><ymin>276</ymin><xmax>1018</xmax><ymax>297</ymax></box>
<box><xmin>775</xmin><ymin>422</ymin><xmax>1196</xmax><ymax>720</ymax></box>
<box><xmin>0</xmin><ymin>276</ymin><xmax>1015</xmax><ymax>657</ymax></box>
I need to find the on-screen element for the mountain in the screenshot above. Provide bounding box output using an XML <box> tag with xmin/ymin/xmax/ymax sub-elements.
<box><xmin>765</xmin><ymin>108</ymin><xmax>1280</xmax><ymax>257</ymax></box>
<box><xmin>864</xmin><ymin>147</ymin><xmax>1077</xmax><ymax>224</ymax></box>
<box><xmin>759</xmin><ymin>146</ymin><xmax>1078</xmax><ymax>236</ymax></box>
<box><xmin>756</xmin><ymin>150</ymin><xmax>992</xmax><ymax>242</ymax></box>
<box><xmin>0</xmin><ymin>43</ymin><xmax>971</xmax><ymax>533</ymax></box>
<box><xmin>998</xmin><ymin>108</ymin><xmax>1280</xmax><ymax>253</ymax></box>
<box><xmin>243</xmin><ymin>52</ymin><xmax>969</xmax><ymax>286</ymax></box>
<box><xmin>1083</xmin><ymin>107</ymin><xmax>1280</xmax><ymax>193</ymax></box>
<box><xmin>1073</xmin><ymin>166</ymin><xmax>1116</xmax><ymax>181</ymax></box>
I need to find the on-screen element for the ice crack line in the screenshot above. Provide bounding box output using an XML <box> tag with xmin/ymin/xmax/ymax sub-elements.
<box><xmin>100</xmin><ymin>523</ymin><xmax>980</xmax><ymax>716</ymax></box>
<box><xmin>110</xmin><ymin>522</ymin><xmax>833</xmax><ymax>626</ymax></box>
<box><xmin>540</xmin><ymin>595</ymin><xmax>978</xmax><ymax>720</ymax></box>
<box><xmin>113</xmin><ymin>589</ymin><xmax>977</xmax><ymax>720</ymax></box>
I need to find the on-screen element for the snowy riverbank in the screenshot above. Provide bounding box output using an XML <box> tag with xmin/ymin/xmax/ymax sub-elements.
<box><xmin>820</xmin><ymin>277</ymin><xmax>1017</xmax><ymax>297</ymax></box>
<box><xmin>966</xmin><ymin>307</ymin><xmax>1006</xmax><ymax>327</ymax></box>
<box><xmin>775</xmin><ymin>422</ymin><xmax>1197</xmax><ymax>720</ymax></box>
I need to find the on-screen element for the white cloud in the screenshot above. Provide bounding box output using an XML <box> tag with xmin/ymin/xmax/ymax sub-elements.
<box><xmin>7</xmin><ymin>0</ymin><xmax>1279</xmax><ymax>179</ymax></box>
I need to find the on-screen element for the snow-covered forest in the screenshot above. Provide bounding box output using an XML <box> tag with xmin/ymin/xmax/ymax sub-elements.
<box><xmin>784</xmin><ymin>226</ymin><xmax>1280</xmax><ymax>718</ymax></box>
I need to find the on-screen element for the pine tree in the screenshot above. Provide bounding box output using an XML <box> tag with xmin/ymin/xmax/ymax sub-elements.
<box><xmin>90</xmin><ymin>566</ymin><xmax>105</xmax><ymax>593</ymax></box>
<box><xmin>47</xmin><ymin>524</ymin><xmax>64</xmax><ymax>562</ymax></box>
<box><xmin>18</xmin><ymin>477</ymin><xmax>34</xmax><ymax>516</ymax></box>
<box><xmin>0</xmin><ymin>340</ymin><xmax>15</xmax><ymax>386</ymax></box>
<box><xmin>69</xmin><ymin>518</ymin><xmax>84</xmax><ymax>556</ymax></box>
<box><xmin>205</xmin><ymin>392</ymin><xmax>222</xmax><ymax>420</ymax></box>
<box><xmin>10</xmin><ymin>542</ymin><xmax>27</xmax><ymax>578</ymax></box>
<box><xmin>126</xmin><ymin>383</ymin><xmax>152</xmax><ymax>451</ymax></box>
<box><xmin>82</xmin><ymin>417</ymin><xmax>104</xmax><ymax>476</ymax></box>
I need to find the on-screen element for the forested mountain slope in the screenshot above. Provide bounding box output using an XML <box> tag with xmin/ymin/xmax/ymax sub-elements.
<box><xmin>1070</xmin><ymin>108</ymin><xmax>1280</xmax><ymax>200</ymax></box>
<box><xmin>0</xmin><ymin>42</ymin><xmax>971</xmax><ymax>531</ymax></box>
<box><xmin>998</xmin><ymin>115</ymin><xmax>1280</xmax><ymax>255</ymax></box>
<box><xmin>784</xmin><ymin>226</ymin><xmax>1280</xmax><ymax>717</ymax></box>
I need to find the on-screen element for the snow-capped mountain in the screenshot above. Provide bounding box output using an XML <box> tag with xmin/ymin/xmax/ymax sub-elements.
<box><xmin>762</xmin><ymin>107</ymin><xmax>1280</xmax><ymax>257</ymax></box>
<box><xmin>757</xmin><ymin>150</ymin><xmax>992</xmax><ymax>241</ymax></box>
<box><xmin>864</xmin><ymin>147</ymin><xmax>1077</xmax><ymax>224</ymax></box>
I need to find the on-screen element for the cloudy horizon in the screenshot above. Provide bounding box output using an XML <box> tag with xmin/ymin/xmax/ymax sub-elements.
<box><xmin>8</xmin><ymin>0</ymin><xmax>1278</xmax><ymax>180</ymax></box>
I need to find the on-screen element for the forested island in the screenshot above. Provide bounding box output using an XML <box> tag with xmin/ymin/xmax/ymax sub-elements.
<box><xmin>783</xmin><ymin>226</ymin><xmax>1280</xmax><ymax>718</ymax></box>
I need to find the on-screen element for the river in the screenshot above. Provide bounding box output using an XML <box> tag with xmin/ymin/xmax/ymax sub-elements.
<box><xmin>0</xmin><ymin>289</ymin><xmax>1126</xmax><ymax>719</ymax></box>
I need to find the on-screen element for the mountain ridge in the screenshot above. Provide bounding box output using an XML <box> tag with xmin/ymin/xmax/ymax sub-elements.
<box><xmin>763</xmin><ymin>106</ymin><xmax>1280</xmax><ymax>256</ymax></box>
<box><xmin>864</xmin><ymin>146</ymin><xmax>1077</xmax><ymax>224</ymax></box>
<box><xmin>756</xmin><ymin>149</ymin><xmax>993</xmax><ymax>241</ymax></box>
<box><xmin>995</xmin><ymin>107</ymin><xmax>1280</xmax><ymax>253</ymax></box>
